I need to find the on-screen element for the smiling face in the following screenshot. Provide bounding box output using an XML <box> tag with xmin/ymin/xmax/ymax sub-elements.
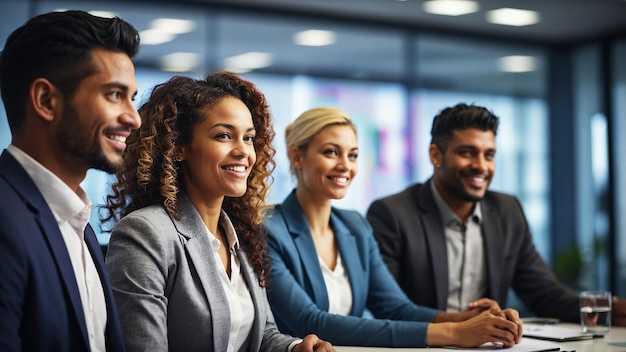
<box><xmin>430</xmin><ymin>127</ymin><xmax>496</xmax><ymax>206</ymax></box>
<box><xmin>292</xmin><ymin>124</ymin><xmax>358</xmax><ymax>202</ymax></box>
<box><xmin>55</xmin><ymin>47</ymin><xmax>140</xmax><ymax>173</ymax></box>
<box><xmin>179</xmin><ymin>96</ymin><xmax>256</xmax><ymax>201</ymax></box>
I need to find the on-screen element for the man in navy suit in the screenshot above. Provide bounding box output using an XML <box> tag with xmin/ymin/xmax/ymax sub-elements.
<box><xmin>0</xmin><ymin>10</ymin><xmax>141</xmax><ymax>351</ymax></box>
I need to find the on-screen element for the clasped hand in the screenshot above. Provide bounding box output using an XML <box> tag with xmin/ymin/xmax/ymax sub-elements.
<box><xmin>429</xmin><ymin>298</ymin><xmax>523</xmax><ymax>348</ymax></box>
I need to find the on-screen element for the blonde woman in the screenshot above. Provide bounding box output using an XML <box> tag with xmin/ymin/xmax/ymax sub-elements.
<box><xmin>264</xmin><ymin>107</ymin><xmax>523</xmax><ymax>348</ymax></box>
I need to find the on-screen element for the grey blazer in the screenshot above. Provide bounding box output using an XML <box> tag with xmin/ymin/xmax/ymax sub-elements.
<box><xmin>106</xmin><ymin>193</ymin><xmax>298</xmax><ymax>352</ymax></box>
<box><xmin>367</xmin><ymin>179</ymin><xmax>579</xmax><ymax>323</ymax></box>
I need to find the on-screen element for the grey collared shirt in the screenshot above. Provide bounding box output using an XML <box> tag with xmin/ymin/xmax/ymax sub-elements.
<box><xmin>431</xmin><ymin>181</ymin><xmax>487</xmax><ymax>312</ymax></box>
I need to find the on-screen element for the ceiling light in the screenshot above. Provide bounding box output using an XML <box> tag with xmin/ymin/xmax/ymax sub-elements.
<box><xmin>88</xmin><ymin>11</ymin><xmax>116</xmax><ymax>18</ymax></box>
<box><xmin>497</xmin><ymin>55</ymin><xmax>537</xmax><ymax>72</ymax></box>
<box><xmin>487</xmin><ymin>8</ymin><xmax>540</xmax><ymax>26</ymax></box>
<box><xmin>139</xmin><ymin>29</ymin><xmax>176</xmax><ymax>45</ymax></box>
<box><xmin>150</xmin><ymin>18</ymin><xmax>196</xmax><ymax>34</ymax></box>
<box><xmin>293</xmin><ymin>30</ymin><xmax>336</xmax><ymax>46</ymax></box>
<box><xmin>160</xmin><ymin>52</ymin><xmax>200</xmax><ymax>72</ymax></box>
<box><xmin>54</xmin><ymin>9</ymin><xmax>116</xmax><ymax>18</ymax></box>
<box><xmin>222</xmin><ymin>52</ymin><xmax>274</xmax><ymax>71</ymax></box>
<box><xmin>422</xmin><ymin>0</ymin><xmax>479</xmax><ymax>16</ymax></box>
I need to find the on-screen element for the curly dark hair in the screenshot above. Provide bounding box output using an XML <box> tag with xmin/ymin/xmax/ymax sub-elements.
<box><xmin>101</xmin><ymin>71</ymin><xmax>276</xmax><ymax>286</ymax></box>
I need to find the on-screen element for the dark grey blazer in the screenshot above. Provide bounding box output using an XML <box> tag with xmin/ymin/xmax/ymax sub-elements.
<box><xmin>366</xmin><ymin>179</ymin><xmax>579</xmax><ymax>322</ymax></box>
<box><xmin>106</xmin><ymin>193</ymin><xmax>297</xmax><ymax>352</ymax></box>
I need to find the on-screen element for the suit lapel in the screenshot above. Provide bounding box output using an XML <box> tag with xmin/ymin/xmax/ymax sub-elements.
<box><xmin>417</xmin><ymin>181</ymin><xmax>450</xmax><ymax>310</ymax></box>
<box><xmin>331</xmin><ymin>213</ymin><xmax>364</xmax><ymax>315</ymax></box>
<box><xmin>282</xmin><ymin>193</ymin><xmax>330</xmax><ymax>310</ymax></box>
<box><xmin>480</xmin><ymin>198</ymin><xmax>504</xmax><ymax>300</ymax></box>
<box><xmin>172</xmin><ymin>194</ymin><xmax>230</xmax><ymax>352</ymax></box>
<box><xmin>85</xmin><ymin>224</ymin><xmax>124</xmax><ymax>350</ymax></box>
<box><xmin>0</xmin><ymin>152</ymin><xmax>89</xmax><ymax>347</ymax></box>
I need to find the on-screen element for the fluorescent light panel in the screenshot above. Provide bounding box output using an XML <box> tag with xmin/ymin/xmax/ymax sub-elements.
<box><xmin>422</xmin><ymin>0</ymin><xmax>479</xmax><ymax>16</ymax></box>
<box><xmin>293</xmin><ymin>30</ymin><xmax>336</xmax><ymax>46</ymax></box>
<box><xmin>150</xmin><ymin>18</ymin><xmax>196</xmax><ymax>34</ymax></box>
<box><xmin>487</xmin><ymin>8</ymin><xmax>540</xmax><ymax>26</ymax></box>
<box><xmin>141</xmin><ymin>18</ymin><xmax>196</xmax><ymax>46</ymax></box>
<box><xmin>53</xmin><ymin>9</ymin><xmax>116</xmax><ymax>18</ymax></box>
<box><xmin>139</xmin><ymin>29</ymin><xmax>175</xmax><ymax>45</ymax></box>
<box><xmin>89</xmin><ymin>11</ymin><xmax>116</xmax><ymax>18</ymax></box>
<box><xmin>160</xmin><ymin>52</ymin><xmax>200</xmax><ymax>72</ymax></box>
<box><xmin>223</xmin><ymin>52</ymin><xmax>274</xmax><ymax>72</ymax></box>
<box><xmin>497</xmin><ymin>55</ymin><xmax>537</xmax><ymax>72</ymax></box>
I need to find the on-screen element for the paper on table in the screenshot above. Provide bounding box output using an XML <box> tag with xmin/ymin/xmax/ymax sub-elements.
<box><xmin>523</xmin><ymin>323</ymin><xmax>598</xmax><ymax>342</ymax></box>
<box><xmin>444</xmin><ymin>338</ymin><xmax>561</xmax><ymax>351</ymax></box>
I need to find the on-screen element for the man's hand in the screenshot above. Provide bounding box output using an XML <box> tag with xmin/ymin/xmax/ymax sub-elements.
<box><xmin>465</xmin><ymin>298</ymin><xmax>502</xmax><ymax>316</ymax></box>
<box><xmin>427</xmin><ymin>310</ymin><xmax>521</xmax><ymax>348</ymax></box>
<box><xmin>293</xmin><ymin>334</ymin><xmax>335</xmax><ymax>352</ymax></box>
<box><xmin>464</xmin><ymin>299</ymin><xmax>522</xmax><ymax>343</ymax></box>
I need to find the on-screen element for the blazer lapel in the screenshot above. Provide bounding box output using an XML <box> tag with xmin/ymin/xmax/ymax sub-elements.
<box><xmin>417</xmin><ymin>180</ymin><xmax>450</xmax><ymax>310</ymax></box>
<box><xmin>172</xmin><ymin>194</ymin><xmax>230</xmax><ymax>352</ymax></box>
<box><xmin>282</xmin><ymin>193</ymin><xmax>330</xmax><ymax>310</ymax></box>
<box><xmin>85</xmin><ymin>224</ymin><xmax>124</xmax><ymax>350</ymax></box>
<box><xmin>330</xmin><ymin>212</ymin><xmax>364</xmax><ymax>315</ymax></box>
<box><xmin>480</xmin><ymin>198</ymin><xmax>504</xmax><ymax>301</ymax></box>
<box><xmin>0</xmin><ymin>152</ymin><xmax>89</xmax><ymax>347</ymax></box>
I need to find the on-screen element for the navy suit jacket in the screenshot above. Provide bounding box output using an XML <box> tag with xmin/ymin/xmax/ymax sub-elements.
<box><xmin>0</xmin><ymin>150</ymin><xmax>124</xmax><ymax>351</ymax></box>
<box><xmin>265</xmin><ymin>190</ymin><xmax>440</xmax><ymax>348</ymax></box>
<box><xmin>366</xmin><ymin>179</ymin><xmax>579</xmax><ymax>323</ymax></box>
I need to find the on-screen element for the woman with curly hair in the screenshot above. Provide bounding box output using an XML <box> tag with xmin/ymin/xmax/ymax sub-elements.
<box><xmin>102</xmin><ymin>72</ymin><xmax>333</xmax><ymax>352</ymax></box>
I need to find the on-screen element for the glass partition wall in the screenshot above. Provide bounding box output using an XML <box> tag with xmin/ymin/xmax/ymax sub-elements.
<box><xmin>0</xmin><ymin>0</ymin><xmax>623</xmax><ymax>306</ymax></box>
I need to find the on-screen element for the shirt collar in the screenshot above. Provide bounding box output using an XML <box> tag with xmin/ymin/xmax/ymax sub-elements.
<box><xmin>7</xmin><ymin>145</ymin><xmax>91</xmax><ymax>230</ymax></box>
<box><xmin>219</xmin><ymin>210</ymin><xmax>240</xmax><ymax>252</ymax></box>
<box><xmin>430</xmin><ymin>179</ymin><xmax>483</xmax><ymax>228</ymax></box>
<box><xmin>207</xmin><ymin>210</ymin><xmax>240</xmax><ymax>252</ymax></box>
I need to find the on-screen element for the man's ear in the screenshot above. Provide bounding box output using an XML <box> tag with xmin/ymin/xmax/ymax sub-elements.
<box><xmin>29</xmin><ymin>78</ymin><xmax>62</xmax><ymax>122</ymax></box>
<box><xmin>288</xmin><ymin>146</ymin><xmax>303</xmax><ymax>170</ymax></box>
<box><xmin>429</xmin><ymin>144</ymin><xmax>442</xmax><ymax>168</ymax></box>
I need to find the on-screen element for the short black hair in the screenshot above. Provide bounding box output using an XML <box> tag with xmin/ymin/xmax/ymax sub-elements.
<box><xmin>0</xmin><ymin>10</ymin><xmax>140</xmax><ymax>133</ymax></box>
<box><xmin>430</xmin><ymin>103</ymin><xmax>499</xmax><ymax>151</ymax></box>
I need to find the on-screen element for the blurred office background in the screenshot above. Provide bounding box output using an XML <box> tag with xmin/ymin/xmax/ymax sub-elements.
<box><xmin>1</xmin><ymin>0</ymin><xmax>625</xmax><ymax>312</ymax></box>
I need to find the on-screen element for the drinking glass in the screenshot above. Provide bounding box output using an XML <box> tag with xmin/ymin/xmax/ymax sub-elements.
<box><xmin>580</xmin><ymin>291</ymin><xmax>612</xmax><ymax>333</ymax></box>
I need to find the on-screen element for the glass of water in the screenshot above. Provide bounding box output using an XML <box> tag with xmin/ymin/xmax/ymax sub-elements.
<box><xmin>580</xmin><ymin>291</ymin><xmax>612</xmax><ymax>333</ymax></box>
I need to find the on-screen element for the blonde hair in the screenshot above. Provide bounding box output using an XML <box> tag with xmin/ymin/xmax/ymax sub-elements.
<box><xmin>285</xmin><ymin>107</ymin><xmax>356</xmax><ymax>172</ymax></box>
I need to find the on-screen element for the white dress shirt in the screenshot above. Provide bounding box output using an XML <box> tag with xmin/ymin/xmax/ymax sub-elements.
<box><xmin>8</xmin><ymin>145</ymin><xmax>107</xmax><ymax>352</ymax></box>
<box><xmin>208</xmin><ymin>212</ymin><xmax>255</xmax><ymax>352</ymax></box>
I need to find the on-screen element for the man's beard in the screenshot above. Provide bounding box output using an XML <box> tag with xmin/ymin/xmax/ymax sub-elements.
<box><xmin>444</xmin><ymin>173</ymin><xmax>488</xmax><ymax>202</ymax></box>
<box><xmin>55</xmin><ymin>105</ymin><xmax>121</xmax><ymax>174</ymax></box>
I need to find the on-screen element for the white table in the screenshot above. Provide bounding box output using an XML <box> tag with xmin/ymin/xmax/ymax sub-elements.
<box><xmin>333</xmin><ymin>324</ymin><xmax>626</xmax><ymax>351</ymax></box>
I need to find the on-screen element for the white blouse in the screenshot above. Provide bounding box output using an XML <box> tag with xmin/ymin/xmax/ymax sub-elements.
<box><xmin>319</xmin><ymin>253</ymin><xmax>353</xmax><ymax>316</ymax></box>
<box><xmin>207</xmin><ymin>213</ymin><xmax>255</xmax><ymax>352</ymax></box>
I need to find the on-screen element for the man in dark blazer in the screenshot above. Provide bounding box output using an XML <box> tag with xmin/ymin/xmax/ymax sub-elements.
<box><xmin>0</xmin><ymin>11</ymin><xmax>141</xmax><ymax>351</ymax></box>
<box><xmin>367</xmin><ymin>103</ymin><xmax>624</xmax><ymax>324</ymax></box>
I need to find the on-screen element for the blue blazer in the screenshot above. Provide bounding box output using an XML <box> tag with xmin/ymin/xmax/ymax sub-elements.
<box><xmin>265</xmin><ymin>190</ymin><xmax>440</xmax><ymax>347</ymax></box>
<box><xmin>0</xmin><ymin>150</ymin><xmax>124</xmax><ymax>352</ymax></box>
